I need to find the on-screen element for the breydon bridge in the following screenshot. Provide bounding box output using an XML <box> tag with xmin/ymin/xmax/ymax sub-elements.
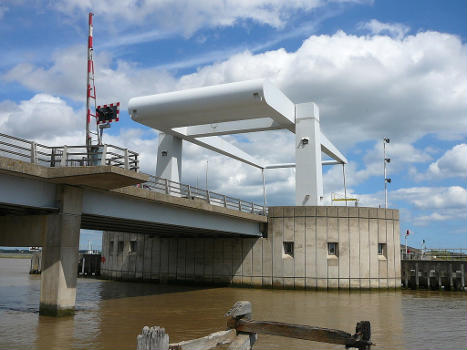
<box><xmin>0</xmin><ymin>132</ymin><xmax>267</xmax><ymax>316</ymax></box>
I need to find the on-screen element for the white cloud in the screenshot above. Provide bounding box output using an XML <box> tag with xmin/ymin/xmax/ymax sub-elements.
<box><xmin>52</xmin><ymin>0</ymin><xmax>347</xmax><ymax>37</ymax></box>
<box><xmin>0</xmin><ymin>94</ymin><xmax>83</xmax><ymax>140</ymax></box>
<box><xmin>358</xmin><ymin>19</ymin><xmax>409</xmax><ymax>39</ymax></box>
<box><xmin>0</xmin><ymin>5</ymin><xmax>8</xmax><ymax>19</ymax></box>
<box><xmin>4</xmin><ymin>30</ymin><xmax>466</xmax><ymax>149</ymax></box>
<box><xmin>391</xmin><ymin>186</ymin><xmax>466</xmax><ymax>210</ymax></box>
<box><xmin>426</xmin><ymin>143</ymin><xmax>467</xmax><ymax>179</ymax></box>
<box><xmin>2</xmin><ymin>29</ymin><xmax>467</xmax><ymax>213</ymax></box>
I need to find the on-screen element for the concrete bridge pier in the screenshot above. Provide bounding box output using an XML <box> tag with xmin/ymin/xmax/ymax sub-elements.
<box><xmin>39</xmin><ymin>185</ymin><xmax>83</xmax><ymax>316</ymax></box>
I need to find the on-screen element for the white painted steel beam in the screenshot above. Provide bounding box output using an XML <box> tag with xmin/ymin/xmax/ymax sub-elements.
<box><xmin>320</xmin><ymin>132</ymin><xmax>348</xmax><ymax>164</ymax></box>
<box><xmin>264</xmin><ymin>160</ymin><xmax>341</xmax><ymax>169</ymax></box>
<box><xmin>129</xmin><ymin>79</ymin><xmax>348</xmax><ymax>206</ymax></box>
<box><xmin>173</xmin><ymin>118</ymin><xmax>283</xmax><ymax>137</ymax></box>
<box><xmin>295</xmin><ymin>102</ymin><xmax>323</xmax><ymax>206</ymax></box>
<box><xmin>129</xmin><ymin>79</ymin><xmax>295</xmax><ymax>130</ymax></box>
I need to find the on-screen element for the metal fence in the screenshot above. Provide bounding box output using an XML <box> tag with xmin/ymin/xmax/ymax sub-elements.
<box><xmin>0</xmin><ymin>132</ymin><xmax>139</xmax><ymax>171</ymax></box>
<box><xmin>402</xmin><ymin>248</ymin><xmax>467</xmax><ymax>261</ymax></box>
<box><xmin>143</xmin><ymin>176</ymin><xmax>267</xmax><ymax>215</ymax></box>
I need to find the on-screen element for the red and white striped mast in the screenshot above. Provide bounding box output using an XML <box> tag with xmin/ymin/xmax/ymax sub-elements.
<box><xmin>86</xmin><ymin>12</ymin><xmax>99</xmax><ymax>148</ymax></box>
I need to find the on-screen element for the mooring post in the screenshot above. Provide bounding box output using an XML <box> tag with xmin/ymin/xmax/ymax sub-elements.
<box><xmin>137</xmin><ymin>326</ymin><xmax>169</xmax><ymax>350</ymax></box>
<box><xmin>449</xmin><ymin>263</ymin><xmax>453</xmax><ymax>289</ymax></box>
<box><xmin>426</xmin><ymin>266</ymin><xmax>431</xmax><ymax>289</ymax></box>
<box><xmin>415</xmin><ymin>263</ymin><xmax>419</xmax><ymax>289</ymax></box>
<box><xmin>404</xmin><ymin>263</ymin><xmax>408</xmax><ymax>288</ymax></box>
<box><xmin>461</xmin><ymin>264</ymin><xmax>465</xmax><ymax>290</ymax></box>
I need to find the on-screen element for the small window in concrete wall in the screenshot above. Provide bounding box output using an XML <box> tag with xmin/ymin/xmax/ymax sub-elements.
<box><xmin>129</xmin><ymin>241</ymin><xmax>137</xmax><ymax>253</ymax></box>
<box><xmin>109</xmin><ymin>241</ymin><xmax>114</xmax><ymax>256</ymax></box>
<box><xmin>283</xmin><ymin>241</ymin><xmax>294</xmax><ymax>258</ymax></box>
<box><xmin>378</xmin><ymin>243</ymin><xmax>387</xmax><ymax>257</ymax></box>
<box><xmin>328</xmin><ymin>242</ymin><xmax>338</xmax><ymax>256</ymax></box>
<box><xmin>117</xmin><ymin>241</ymin><xmax>124</xmax><ymax>254</ymax></box>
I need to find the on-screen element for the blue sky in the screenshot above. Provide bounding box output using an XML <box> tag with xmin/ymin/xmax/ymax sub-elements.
<box><xmin>0</xmin><ymin>0</ymin><xmax>465</xmax><ymax>250</ymax></box>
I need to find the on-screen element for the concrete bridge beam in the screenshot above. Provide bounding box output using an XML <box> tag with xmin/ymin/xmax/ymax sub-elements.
<box><xmin>39</xmin><ymin>185</ymin><xmax>82</xmax><ymax>316</ymax></box>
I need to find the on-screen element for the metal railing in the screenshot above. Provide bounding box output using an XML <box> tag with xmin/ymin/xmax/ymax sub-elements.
<box><xmin>0</xmin><ymin>132</ymin><xmax>267</xmax><ymax>216</ymax></box>
<box><xmin>142</xmin><ymin>176</ymin><xmax>267</xmax><ymax>216</ymax></box>
<box><xmin>402</xmin><ymin>248</ymin><xmax>467</xmax><ymax>261</ymax></box>
<box><xmin>0</xmin><ymin>132</ymin><xmax>139</xmax><ymax>171</ymax></box>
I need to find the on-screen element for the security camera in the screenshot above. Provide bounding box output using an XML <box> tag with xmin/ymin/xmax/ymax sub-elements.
<box><xmin>384</xmin><ymin>138</ymin><xmax>390</xmax><ymax>143</ymax></box>
<box><xmin>385</xmin><ymin>178</ymin><xmax>392</xmax><ymax>183</ymax></box>
<box><xmin>385</xmin><ymin>158</ymin><xmax>391</xmax><ymax>163</ymax></box>
<box><xmin>301</xmin><ymin>137</ymin><xmax>309</xmax><ymax>145</ymax></box>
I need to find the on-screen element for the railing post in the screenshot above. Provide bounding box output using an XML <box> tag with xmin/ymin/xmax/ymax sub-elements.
<box><xmin>206</xmin><ymin>190</ymin><xmax>211</xmax><ymax>204</ymax></box>
<box><xmin>239</xmin><ymin>200</ymin><xmax>242</xmax><ymax>211</ymax></box>
<box><xmin>187</xmin><ymin>185</ymin><xmax>192</xmax><ymax>198</ymax></box>
<box><xmin>60</xmin><ymin>146</ymin><xmax>68</xmax><ymax>167</ymax></box>
<box><xmin>100</xmin><ymin>145</ymin><xmax>107</xmax><ymax>166</ymax></box>
<box><xmin>124</xmin><ymin>148</ymin><xmax>129</xmax><ymax>170</ymax></box>
<box><xmin>165</xmin><ymin>179</ymin><xmax>169</xmax><ymax>194</ymax></box>
<box><xmin>223</xmin><ymin>195</ymin><xmax>227</xmax><ymax>208</ymax></box>
<box><xmin>250</xmin><ymin>202</ymin><xmax>254</xmax><ymax>213</ymax></box>
<box><xmin>30</xmin><ymin>142</ymin><xmax>38</xmax><ymax>164</ymax></box>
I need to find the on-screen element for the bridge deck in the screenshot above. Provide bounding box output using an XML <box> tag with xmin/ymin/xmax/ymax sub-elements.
<box><xmin>0</xmin><ymin>156</ymin><xmax>266</xmax><ymax>238</ymax></box>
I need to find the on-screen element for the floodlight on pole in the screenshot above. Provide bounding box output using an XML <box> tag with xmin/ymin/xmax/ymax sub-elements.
<box><xmin>383</xmin><ymin>137</ymin><xmax>391</xmax><ymax>208</ymax></box>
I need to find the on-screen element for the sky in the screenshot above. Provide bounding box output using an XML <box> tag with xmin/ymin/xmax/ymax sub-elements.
<box><xmin>0</xmin><ymin>0</ymin><xmax>465</xmax><ymax>250</ymax></box>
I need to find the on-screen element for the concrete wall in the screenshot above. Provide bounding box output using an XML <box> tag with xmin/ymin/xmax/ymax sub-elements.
<box><xmin>101</xmin><ymin>206</ymin><xmax>401</xmax><ymax>289</ymax></box>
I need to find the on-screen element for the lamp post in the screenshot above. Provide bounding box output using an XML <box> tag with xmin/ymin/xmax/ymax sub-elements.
<box><xmin>383</xmin><ymin>138</ymin><xmax>391</xmax><ymax>208</ymax></box>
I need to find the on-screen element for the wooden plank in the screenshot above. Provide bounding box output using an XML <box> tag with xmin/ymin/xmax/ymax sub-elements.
<box><xmin>227</xmin><ymin>333</ymin><xmax>256</xmax><ymax>350</ymax></box>
<box><xmin>169</xmin><ymin>330</ymin><xmax>236</xmax><ymax>350</ymax></box>
<box><xmin>229</xmin><ymin>319</ymin><xmax>370</xmax><ymax>348</ymax></box>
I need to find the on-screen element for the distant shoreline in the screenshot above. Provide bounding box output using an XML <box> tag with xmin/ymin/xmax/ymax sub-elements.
<box><xmin>0</xmin><ymin>253</ymin><xmax>33</xmax><ymax>259</ymax></box>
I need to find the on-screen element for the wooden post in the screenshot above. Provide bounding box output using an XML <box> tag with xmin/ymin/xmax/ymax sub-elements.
<box><xmin>165</xmin><ymin>179</ymin><xmax>169</xmax><ymax>194</ymax></box>
<box><xmin>426</xmin><ymin>267</ymin><xmax>430</xmax><ymax>289</ymax></box>
<box><xmin>223</xmin><ymin>195</ymin><xmax>227</xmax><ymax>208</ymax></box>
<box><xmin>449</xmin><ymin>263</ymin><xmax>453</xmax><ymax>290</ymax></box>
<box><xmin>137</xmin><ymin>326</ymin><xmax>169</xmax><ymax>350</ymax></box>
<box><xmin>461</xmin><ymin>264</ymin><xmax>465</xmax><ymax>290</ymax></box>
<box><xmin>404</xmin><ymin>262</ymin><xmax>408</xmax><ymax>288</ymax></box>
<box><xmin>415</xmin><ymin>263</ymin><xmax>419</xmax><ymax>289</ymax></box>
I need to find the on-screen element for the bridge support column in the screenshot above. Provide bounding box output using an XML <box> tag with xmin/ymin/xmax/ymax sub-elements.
<box><xmin>39</xmin><ymin>185</ymin><xmax>83</xmax><ymax>316</ymax></box>
<box><xmin>295</xmin><ymin>102</ymin><xmax>323</xmax><ymax>206</ymax></box>
<box><xmin>156</xmin><ymin>132</ymin><xmax>182</xmax><ymax>184</ymax></box>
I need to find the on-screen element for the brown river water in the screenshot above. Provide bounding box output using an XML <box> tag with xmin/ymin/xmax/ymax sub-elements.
<box><xmin>0</xmin><ymin>258</ymin><xmax>465</xmax><ymax>350</ymax></box>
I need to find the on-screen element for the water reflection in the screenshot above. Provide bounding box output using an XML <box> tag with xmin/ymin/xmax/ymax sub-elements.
<box><xmin>0</xmin><ymin>258</ymin><xmax>465</xmax><ymax>350</ymax></box>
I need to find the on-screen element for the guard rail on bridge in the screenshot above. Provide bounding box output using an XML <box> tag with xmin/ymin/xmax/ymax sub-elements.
<box><xmin>143</xmin><ymin>176</ymin><xmax>267</xmax><ymax>215</ymax></box>
<box><xmin>0</xmin><ymin>132</ymin><xmax>267</xmax><ymax>216</ymax></box>
<box><xmin>0</xmin><ymin>132</ymin><xmax>139</xmax><ymax>170</ymax></box>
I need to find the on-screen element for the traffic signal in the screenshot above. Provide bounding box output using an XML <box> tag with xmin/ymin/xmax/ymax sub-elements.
<box><xmin>96</xmin><ymin>102</ymin><xmax>120</xmax><ymax>125</ymax></box>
